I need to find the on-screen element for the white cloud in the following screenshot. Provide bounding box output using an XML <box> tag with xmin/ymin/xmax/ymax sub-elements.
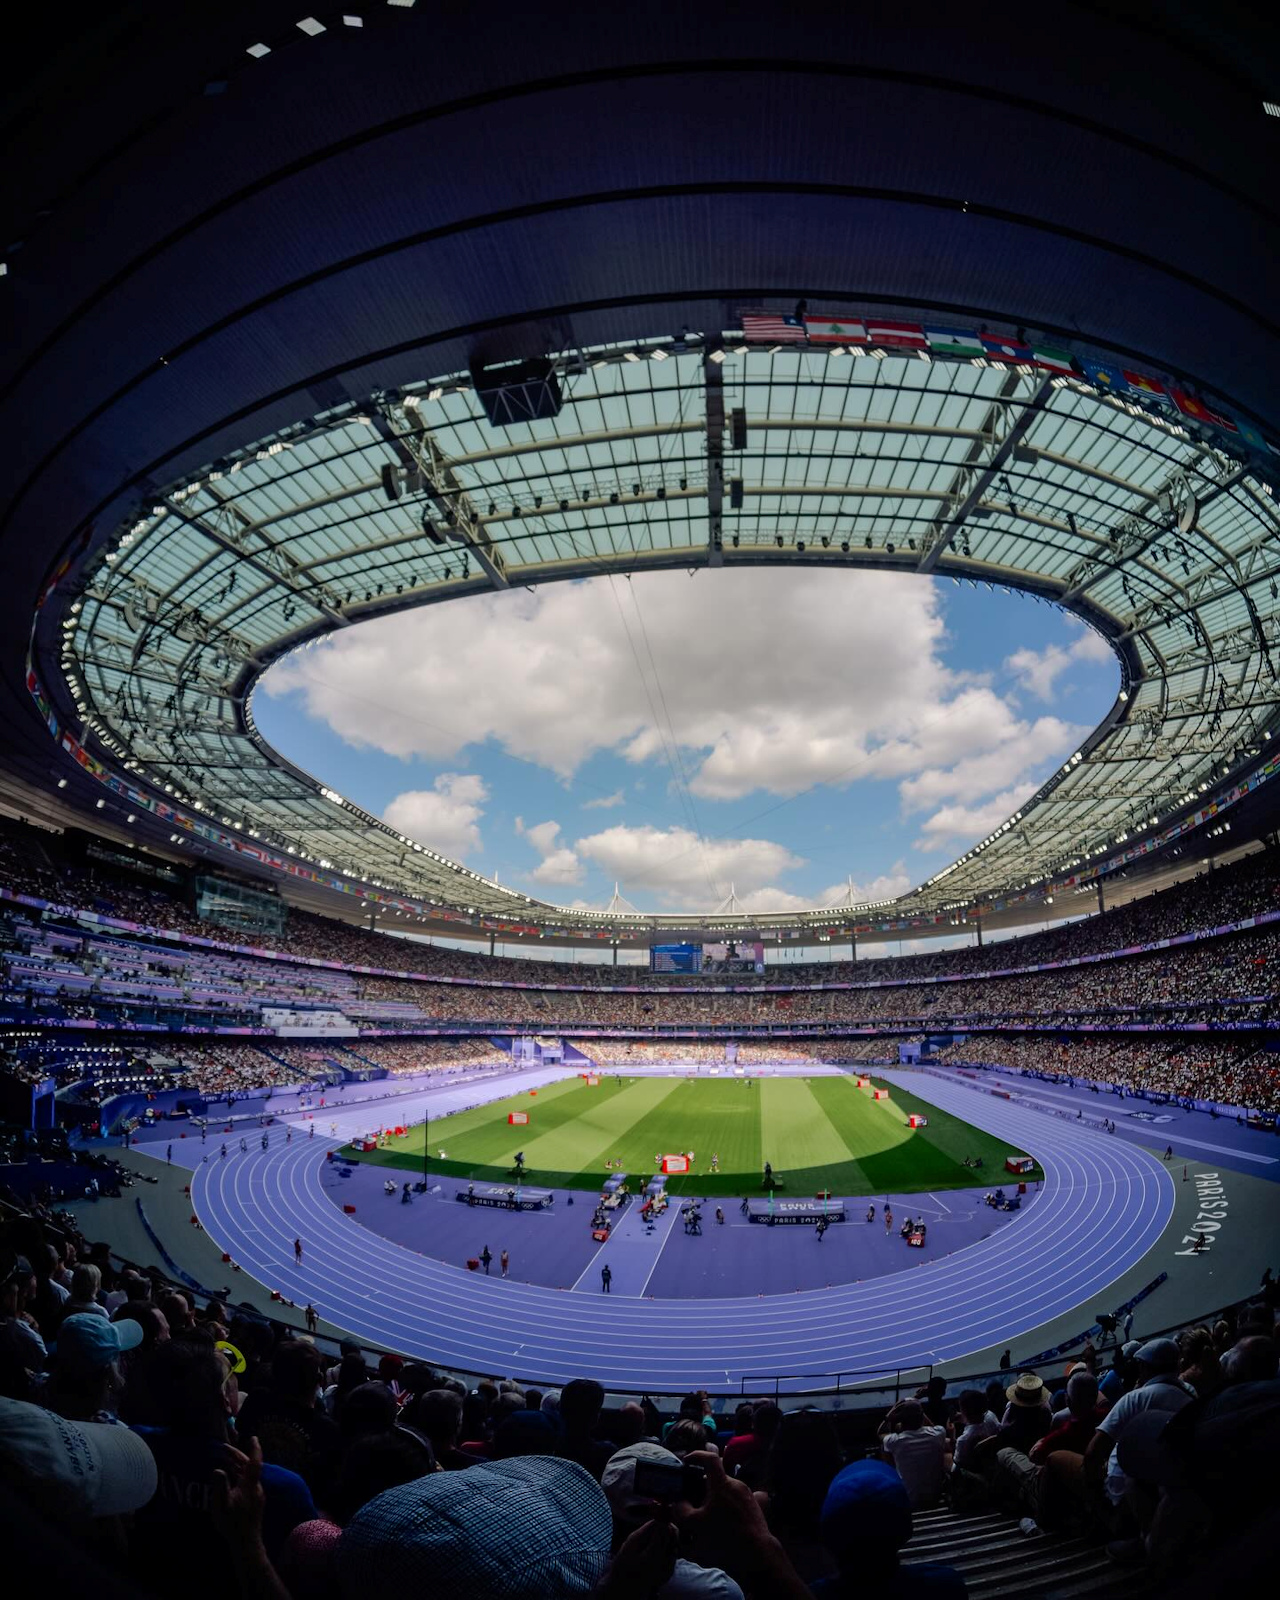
<box><xmin>912</xmin><ymin>787</ymin><xmax>1032</xmax><ymax>851</ymax></box>
<box><xmin>262</xmin><ymin>570</ymin><xmax>1025</xmax><ymax>802</ymax></box>
<box><xmin>265</xmin><ymin>570</ymin><xmax>1115</xmax><ymax>889</ymax></box>
<box><xmin>531</xmin><ymin>848</ymin><xmax>584</xmax><ymax>886</ymax></box>
<box><xmin>382</xmin><ymin>773</ymin><xmax>487</xmax><ymax>860</ymax></box>
<box><xmin>516</xmin><ymin>818</ymin><xmax>586</xmax><ymax>886</ymax></box>
<box><xmin>574</xmin><ymin>823</ymin><xmax>805</xmax><ymax>910</ymax></box>
<box><xmin>899</xmin><ymin>712</ymin><xmax>1084</xmax><ymax>816</ymax></box>
<box><xmin>1006</xmin><ymin>628</ymin><xmax>1113</xmax><ymax>700</ymax></box>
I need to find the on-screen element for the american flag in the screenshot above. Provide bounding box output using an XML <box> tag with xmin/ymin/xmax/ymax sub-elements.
<box><xmin>740</xmin><ymin>312</ymin><xmax>808</xmax><ymax>344</ymax></box>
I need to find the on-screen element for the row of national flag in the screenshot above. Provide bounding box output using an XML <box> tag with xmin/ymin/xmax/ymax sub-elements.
<box><xmin>737</xmin><ymin>313</ymin><xmax>1276</xmax><ymax>456</ymax></box>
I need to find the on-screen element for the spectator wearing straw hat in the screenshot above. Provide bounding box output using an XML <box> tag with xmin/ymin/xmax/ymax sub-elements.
<box><xmin>992</xmin><ymin>1373</ymin><xmax>1054</xmax><ymax>1456</ymax></box>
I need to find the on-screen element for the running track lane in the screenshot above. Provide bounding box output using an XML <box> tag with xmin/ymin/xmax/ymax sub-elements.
<box><xmin>191</xmin><ymin>1069</ymin><xmax>1174</xmax><ymax>1392</ymax></box>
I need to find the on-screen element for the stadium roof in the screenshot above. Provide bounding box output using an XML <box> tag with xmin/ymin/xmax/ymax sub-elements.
<box><xmin>44</xmin><ymin>333</ymin><xmax>1280</xmax><ymax>938</ymax></box>
<box><xmin>2</xmin><ymin>1</ymin><xmax>1278</xmax><ymax>944</ymax></box>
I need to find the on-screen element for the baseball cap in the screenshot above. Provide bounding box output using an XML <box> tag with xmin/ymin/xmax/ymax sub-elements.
<box><xmin>1121</xmin><ymin>1340</ymin><xmax>1143</xmax><ymax>1359</ymax></box>
<box><xmin>1134</xmin><ymin>1337</ymin><xmax>1180</xmax><ymax>1373</ymax></box>
<box><xmin>820</xmin><ymin>1460</ymin><xmax>913</xmax><ymax>1558</ymax></box>
<box><xmin>338</xmin><ymin>1455</ymin><xmax>611</xmax><ymax>1598</ymax></box>
<box><xmin>602</xmin><ymin>1441</ymin><xmax>680</xmax><ymax>1510</ymax></box>
<box><xmin>56</xmin><ymin>1312</ymin><xmax>143</xmax><ymax>1369</ymax></box>
<box><xmin>0</xmin><ymin>1398</ymin><xmax>157</xmax><ymax>1518</ymax></box>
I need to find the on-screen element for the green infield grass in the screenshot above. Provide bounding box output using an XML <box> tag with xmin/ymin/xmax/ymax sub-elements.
<box><xmin>339</xmin><ymin>1074</ymin><xmax>1039</xmax><ymax>1197</ymax></box>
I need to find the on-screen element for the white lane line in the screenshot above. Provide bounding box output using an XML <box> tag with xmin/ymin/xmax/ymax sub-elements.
<box><xmin>637</xmin><ymin>1202</ymin><xmax>686</xmax><ymax>1299</ymax></box>
<box><xmin>929</xmin><ymin>1192</ymin><xmax>952</xmax><ymax>1213</ymax></box>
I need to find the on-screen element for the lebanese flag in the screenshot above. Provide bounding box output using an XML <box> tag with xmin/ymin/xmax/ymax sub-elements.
<box><xmin>1170</xmin><ymin>389</ymin><xmax>1215</xmax><ymax>423</ymax></box>
<box><xmin>865</xmin><ymin>320</ymin><xmax>927</xmax><ymax>349</ymax></box>
<box><xmin>1124</xmin><ymin>370</ymin><xmax>1165</xmax><ymax>398</ymax></box>
<box><xmin>980</xmin><ymin>334</ymin><xmax>1033</xmax><ymax>363</ymax></box>
<box><xmin>803</xmin><ymin>315</ymin><xmax>868</xmax><ymax>344</ymax></box>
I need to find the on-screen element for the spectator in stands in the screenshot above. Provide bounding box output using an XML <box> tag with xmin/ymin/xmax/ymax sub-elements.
<box><xmin>1177</xmin><ymin>1327</ymin><xmax>1222</xmax><ymax>1399</ymax></box>
<box><xmin>336</xmin><ymin>1455</ymin><xmax>614</xmax><ymax>1596</ymax></box>
<box><xmin>723</xmin><ymin>1399</ymin><xmax>781</xmax><ymax>1485</ymax></box>
<box><xmin>281</xmin><ymin>1430</ymin><xmax>437</xmax><ymax>1599</ymax></box>
<box><xmin>813</xmin><ymin>1458</ymin><xmax>966</xmax><ymax>1599</ymax></box>
<box><xmin>404</xmin><ymin>1387</ymin><xmax>482</xmax><ymax>1471</ymax></box>
<box><xmin>990</xmin><ymin>1373</ymin><xmax>1054</xmax><ymax>1457</ymax></box>
<box><xmin>235</xmin><ymin>1338</ymin><xmax>340</xmax><ymax>1503</ymax></box>
<box><xmin>756</xmin><ymin>1409</ymin><xmax>845</xmax><ymax>1579</ymax></box>
<box><xmin>64</xmin><ymin>1262</ymin><xmax>108</xmax><ymax>1320</ymax></box>
<box><xmin>323</xmin><ymin>1349</ymin><xmax>370</xmax><ymax>1417</ymax></box>
<box><xmin>157</xmin><ymin>1289</ymin><xmax>196</xmax><ymax>1336</ymax></box>
<box><xmin>0</xmin><ymin>1393</ymin><xmax>159</xmax><ymax>1531</ymax></box>
<box><xmin>665</xmin><ymin>1418</ymin><xmax>712</xmax><ymax>1457</ymax></box>
<box><xmin>1048</xmin><ymin>1337</ymin><xmax>1196</xmax><ymax>1545</ymax></box>
<box><xmin>609</xmin><ymin>1400</ymin><xmax>651</xmax><ymax>1449</ymax></box>
<box><xmin>878</xmin><ymin>1398</ymin><xmax>949</xmax><ymax>1509</ymax></box>
<box><xmin>131</xmin><ymin>1339</ymin><xmax>316</xmax><ymax>1584</ymax></box>
<box><xmin>0</xmin><ymin>1251</ymin><xmax>47</xmax><ymax>1395</ymax></box>
<box><xmin>338</xmin><ymin>1381</ymin><xmax>399</xmax><ymax>1447</ymax></box>
<box><xmin>492</xmin><ymin>1408</ymin><xmax>559</xmax><ymax>1460</ymax></box>
<box><xmin>1111</xmin><ymin>1374</ymin><xmax>1280</xmax><ymax>1579</ymax></box>
<box><xmin>557</xmin><ymin>1377</ymin><xmax>615</xmax><ymax>1481</ymax></box>
<box><xmin>992</xmin><ymin>1370</ymin><xmax>1107</xmax><ymax>1526</ymax></box>
<box><xmin>950</xmin><ymin>1388</ymin><xmax>999</xmax><ymax>1471</ymax></box>
<box><xmin>45</xmin><ymin>1312</ymin><xmax>142</xmax><ymax>1422</ymax></box>
<box><xmin>1219</xmin><ymin>1335</ymin><xmax>1278</xmax><ymax>1384</ymax></box>
<box><xmin>600</xmin><ymin>1442</ymin><xmax>746</xmax><ymax>1598</ymax></box>
<box><xmin>29</xmin><ymin>1242</ymin><xmax>69</xmax><ymax>1339</ymax></box>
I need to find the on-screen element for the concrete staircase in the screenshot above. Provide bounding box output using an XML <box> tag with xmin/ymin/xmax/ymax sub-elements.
<box><xmin>903</xmin><ymin>1507</ymin><xmax>1148</xmax><ymax>1599</ymax></box>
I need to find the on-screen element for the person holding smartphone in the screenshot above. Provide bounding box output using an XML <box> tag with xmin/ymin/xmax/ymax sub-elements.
<box><xmin>601</xmin><ymin>1442</ymin><xmax>812</xmax><ymax>1599</ymax></box>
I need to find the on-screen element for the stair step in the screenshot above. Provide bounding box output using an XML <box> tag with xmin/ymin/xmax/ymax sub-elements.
<box><xmin>968</xmin><ymin>1552</ymin><xmax>1117</xmax><ymax>1600</ymax></box>
<box><xmin>912</xmin><ymin>1509</ymin><xmax>1008</xmax><ymax>1529</ymax></box>
<box><xmin>908</xmin><ymin>1533</ymin><xmax>1045</xmax><ymax>1563</ymax></box>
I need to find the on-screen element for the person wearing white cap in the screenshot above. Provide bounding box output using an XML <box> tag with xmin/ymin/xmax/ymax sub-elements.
<box><xmin>0</xmin><ymin>1396</ymin><xmax>158</xmax><ymax>1521</ymax></box>
<box><xmin>601</xmin><ymin>1443</ymin><xmax>744</xmax><ymax>1597</ymax></box>
<box><xmin>46</xmin><ymin>1311</ymin><xmax>144</xmax><ymax>1424</ymax></box>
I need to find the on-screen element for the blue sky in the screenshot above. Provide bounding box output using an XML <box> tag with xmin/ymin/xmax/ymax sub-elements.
<box><xmin>256</xmin><ymin>568</ymin><xmax>1116</xmax><ymax>915</ymax></box>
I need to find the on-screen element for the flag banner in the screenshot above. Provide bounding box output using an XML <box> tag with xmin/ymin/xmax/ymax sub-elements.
<box><xmin>1235</xmin><ymin>418</ymin><xmax>1276</xmax><ymax>453</ymax></box>
<box><xmin>1080</xmin><ymin>360</ymin><xmax>1127</xmax><ymax>392</ymax></box>
<box><xmin>1031</xmin><ymin>346</ymin><xmax>1075</xmax><ymax>375</ymax></box>
<box><xmin>1170</xmin><ymin>388</ymin><xmax>1215</xmax><ymax>422</ymax></box>
<box><xmin>803</xmin><ymin>314</ymin><xmax>867</xmax><ymax>344</ymax></box>
<box><xmin>740</xmin><ymin>312</ymin><xmax>807</xmax><ymax>343</ymax></box>
<box><xmin>1124</xmin><ymin>369</ymin><xmax>1165</xmax><ymax>397</ymax></box>
<box><xmin>924</xmin><ymin>326</ymin><xmax>983</xmax><ymax>356</ymax></box>
<box><xmin>865</xmin><ymin>320</ymin><xmax>927</xmax><ymax>349</ymax></box>
<box><xmin>980</xmin><ymin>334</ymin><xmax>1033</xmax><ymax>363</ymax></box>
<box><xmin>1206</xmin><ymin>408</ymin><xmax>1237</xmax><ymax>433</ymax></box>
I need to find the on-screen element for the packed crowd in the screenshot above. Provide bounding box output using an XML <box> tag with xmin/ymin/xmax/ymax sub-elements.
<box><xmin>2</xmin><ymin>1182</ymin><xmax>1276</xmax><ymax>1596</ymax></box>
<box><xmin>345</xmin><ymin>1039</ymin><xmax>510</xmax><ymax>1076</ymax></box>
<box><xmin>7</xmin><ymin>881</ymin><xmax>1279</xmax><ymax>1044</ymax></box>
<box><xmin>4</xmin><ymin>817</ymin><xmax>1278</xmax><ymax>995</ymax></box>
<box><xmin>940</xmin><ymin>1037</ymin><xmax>1280</xmax><ymax>1113</ymax></box>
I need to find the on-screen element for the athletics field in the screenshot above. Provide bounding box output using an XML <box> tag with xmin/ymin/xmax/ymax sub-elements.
<box><xmin>341</xmin><ymin>1074</ymin><xmax>1038</xmax><ymax>1197</ymax></box>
